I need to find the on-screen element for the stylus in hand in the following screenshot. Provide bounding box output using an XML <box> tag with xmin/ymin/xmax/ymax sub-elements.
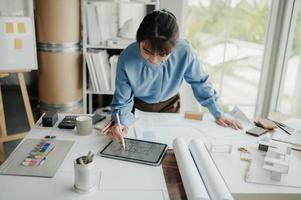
<box><xmin>116</xmin><ymin>112</ymin><xmax>126</xmax><ymax>150</ymax></box>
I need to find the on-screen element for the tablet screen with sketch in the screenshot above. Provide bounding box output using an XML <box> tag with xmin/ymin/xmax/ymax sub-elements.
<box><xmin>99</xmin><ymin>138</ymin><xmax>168</xmax><ymax>166</ymax></box>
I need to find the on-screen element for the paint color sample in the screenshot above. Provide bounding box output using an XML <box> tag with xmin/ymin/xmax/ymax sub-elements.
<box><xmin>6</xmin><ymin>22</ymin><xmax>14</xmax><ymax>33</ymax></box>
<box><xmin>14</xmin><ymin>39</ymin><xmax>22</xmax><ymax>49</ymax></box>
<box><xmin>18</xmin><ymin>22</ymin><xmax>26</xmax><ymax>33</ymax></box>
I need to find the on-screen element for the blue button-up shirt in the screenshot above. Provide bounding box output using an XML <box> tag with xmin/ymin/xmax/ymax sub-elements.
<box><xmin>111</xmin><ymin>39</ymin><xmax>223</xmax><ymax>126</ymax></box>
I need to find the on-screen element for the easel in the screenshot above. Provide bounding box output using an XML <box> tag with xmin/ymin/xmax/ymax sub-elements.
<box><xmin>0</xmin><ymin>72</ymin><xmax>34</xmax><ymax>161</ymax></box>
<box><xmin>0</xmin><ymin>1</ymin><xmax>38</xmax><ymax>162</ymax></box>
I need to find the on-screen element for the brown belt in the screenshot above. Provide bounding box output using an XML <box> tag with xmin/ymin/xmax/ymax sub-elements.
<box><xmin>134</xmin><ymin>94</ymin><xmax>180</xmax><ymax>113</ymax></box>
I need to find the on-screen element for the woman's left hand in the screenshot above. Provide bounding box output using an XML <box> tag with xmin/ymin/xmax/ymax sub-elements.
<box><xmin>216</xmin><ymin>116</ymin><xmax>243</xmax><ymax>130</ymax></box>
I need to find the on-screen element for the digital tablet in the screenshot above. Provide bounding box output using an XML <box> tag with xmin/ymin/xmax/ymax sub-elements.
<box><xmin>99</xmin><ymin>138</ymin><xmax>168</xmax><ymax>166</ymax></box>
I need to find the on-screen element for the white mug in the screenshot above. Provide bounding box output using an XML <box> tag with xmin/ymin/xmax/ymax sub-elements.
<box><xmin>74</xmin><ymin>156</ymin><xmax>96</xmax><ymax>193</ymax></box>
<box><xmin>76</xmin><ymin>116</ymin><xmax>92</xmax><ymax>136</ymax></box>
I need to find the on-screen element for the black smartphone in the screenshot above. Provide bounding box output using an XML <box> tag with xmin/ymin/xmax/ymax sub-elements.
<box><xmin>92</xmin><ymin>114</ymin><xmax>106</xmax><ymax>124</ymax></box>
<box><xmin>246</xmin><ymin>126</ymin><xmax>268</xmax><ymax>137</ymax></box>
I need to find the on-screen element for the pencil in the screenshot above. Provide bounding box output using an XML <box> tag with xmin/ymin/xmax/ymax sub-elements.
<box><xmin>267</xmin><ymin>118</ymin><xmax>292</xmax><ymax>135</ymax></box>
<box><xmin>116</xmin><ymin>112</ymin><xmax>125</xmax><ymax>150</ymax></box>
<box><xmin>102</xmin><ymin>119</ymin><xmax>114</xmax><ymax>135</ymax></box>
<box><xmin>277</xmin><ymin>124</ymin><xmax>291</xmax><ymax>135</ymax></box>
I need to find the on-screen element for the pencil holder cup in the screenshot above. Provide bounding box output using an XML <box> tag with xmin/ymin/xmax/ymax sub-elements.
<box><xmin>74</xmin><ymin>156</ymin><xmax>96</xmax><ymax>193</ymax></box>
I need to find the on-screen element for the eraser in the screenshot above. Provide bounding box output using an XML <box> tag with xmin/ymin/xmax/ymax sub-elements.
<box><xmin>184</xmin><ymin>111</ymin><xmax>203</xmax><ymax>120</ymax></box>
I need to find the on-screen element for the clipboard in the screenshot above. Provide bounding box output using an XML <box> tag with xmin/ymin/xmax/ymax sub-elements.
<box><xmin>99</xmin><ymin>138</ymin><xmax>168</xmax><ymax>166</ymax></box>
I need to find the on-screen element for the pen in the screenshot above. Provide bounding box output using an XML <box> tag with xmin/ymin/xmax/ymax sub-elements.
<box><xmin>101</xmin><ymin>119</ymin><xmax>114</xmax><ymax>135</ymax></box>
<box><xmin>79</xmin><ymin>157</ymin><xmax>84</xmax><ymax>165</ymax></box>
<box><xmin>275</xmin><ymin>121</ymin><xmax>295</xmax><ymax>132</ymax></box>
<box><xmin>268</xmin><ymin>118</ymin><xmax>294</xmax><ymax>135</ymax></box>
<box><xmin>39</xmin><ymin>157</ymin><xmax>46</xmax><ymax>166</ymax></box>
<box><xmin>269</xmin><ymin>119</ymin><xmax>292</xmax><ymax>135</ymax></box>
<box><xmin>273</xmin><ymin>121</ymin><xmax>289</xmax><ymax>129</ymax></box>
<box><xmin>116</xmin><ymin>112</ymin><xmax>125</xmax><ymax>150</ymax></box>
<box><xmin>276</xmin><ymin>124</ymin><xmax>291</xmax><ymax>135</ymax></box>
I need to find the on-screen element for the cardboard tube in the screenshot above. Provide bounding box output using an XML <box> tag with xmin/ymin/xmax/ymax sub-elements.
<box><xmin>38</xmin><ymin>50</ymin><xmax>82</xmax><ymax>105</ymax></box>
<box><xmin>35</xmin><ymin>0</ymin><xmax>80</xmax><ymax>43</ymax></box>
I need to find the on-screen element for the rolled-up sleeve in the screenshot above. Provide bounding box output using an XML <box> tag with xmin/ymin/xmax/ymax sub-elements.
<box><xmin>111</xmin><ymin>57</ymin><xmax>134</xmax><ymax>126</ymax></box>
<box><xmin>184</xmin><ymin>47</ymin><xmax>223</xmax><ymax>119</ymax></box>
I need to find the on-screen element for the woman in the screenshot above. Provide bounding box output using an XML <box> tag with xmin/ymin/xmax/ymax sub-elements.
<box><xmin>110</xmin><ymin>9</ymin><xmax>242</xmax><ymax>140</ymax></box>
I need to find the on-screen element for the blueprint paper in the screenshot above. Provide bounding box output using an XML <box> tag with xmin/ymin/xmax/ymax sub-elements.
<box><xmin>173</xmin><ymin>138</ymin><xmax>210</xmax><ymax>200</ymax></box>
<box><xmin>189</xmin><ymin>139</ymin><xmax>234</xmax><ymax>200</ymax></box>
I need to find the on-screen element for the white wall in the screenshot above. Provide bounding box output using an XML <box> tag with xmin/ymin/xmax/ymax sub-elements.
<box><xmin>159</xmin><ymin>0</ymin><xmax>188</xmax><ymax>38</ymax></box>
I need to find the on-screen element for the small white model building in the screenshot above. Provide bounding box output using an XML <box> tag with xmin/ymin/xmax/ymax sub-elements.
<box><xmin>263</xmin><ymin>143</ymin><xmax>291</xmax><ymax>182</ymax></box>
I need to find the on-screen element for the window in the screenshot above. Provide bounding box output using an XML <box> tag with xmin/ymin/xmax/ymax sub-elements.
<box><xmin>277</xmin><ymin>1</ymin><xmax>301</xmax><ymax>117</ymax></box>
<box><xmin>187</xmin><ymin>0</ymin><xmax>270</xmax><ymax>117</ymax></box>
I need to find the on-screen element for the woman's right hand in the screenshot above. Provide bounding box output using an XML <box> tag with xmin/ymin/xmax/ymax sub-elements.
<box><xmin>109</xmin><ymin>124</ymin><xmax>129</xmax><ymax>140</ymax></box>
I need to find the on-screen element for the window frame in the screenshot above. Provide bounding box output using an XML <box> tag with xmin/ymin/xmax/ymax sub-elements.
<box><xmin>184</xmin><ymin>0</ymin><xmax>300</xmax><ymax>117</ymax></box>
<box><xmin>255</xmin><ymin>0</ymin><xmax>299</xmax><ymax>118</ymax></box>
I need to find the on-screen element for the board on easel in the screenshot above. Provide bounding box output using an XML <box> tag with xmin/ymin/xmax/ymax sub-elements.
<box><xmin>0</xmin><ymin>15</ymin><xmax>37</xmax><ymax>161</ymax></box>
<box><xmin>0</xmin><ymin>16</ymin><xmax>37</xmax><ymax>72</ymax></box>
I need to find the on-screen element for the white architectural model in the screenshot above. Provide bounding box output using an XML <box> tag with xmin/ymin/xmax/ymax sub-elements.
<box><xmin>263</xmin><ymin>143</ymin><xmax>291</xmax><ymax>181</ymax></box>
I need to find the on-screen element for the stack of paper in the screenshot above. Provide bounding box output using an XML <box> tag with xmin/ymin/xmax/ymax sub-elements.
<box><xmin>85</xmin><ymin>50</ymin><xmax>112</xmax><ymax>92</ymax></box>
<box><xmin>86</xmin><ymin>4</ymin><xmax>101</xmax><ymax>45</ymax></box>
<box><xmin>134</xmin><ymin>108</ymin><xmax>254</xmax><ymax>145</ymax></box>
<box><xmin>109</xmin><ymin>55</ymin><xmax>118</xmax><ymax>91</ymax></box>
<box><xmin>85</xmin><ymin>2</ymin><xmax>117</xmax><ymax>45</ymax></box>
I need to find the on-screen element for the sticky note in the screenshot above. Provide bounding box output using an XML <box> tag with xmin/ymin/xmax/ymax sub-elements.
<box><xmin>14</xmin><ymin>39</ymin><xmax>22</xmax><ymax>49</ymax></box>
<box><xmin>18</xmin><ymin>22</ymin><xmax>26</xmax><ymax>33</ymax></box>
<box><xmin>6</xmin><ymin>22</ymin><xmax>14</xmax><ymax>33</ymax></box>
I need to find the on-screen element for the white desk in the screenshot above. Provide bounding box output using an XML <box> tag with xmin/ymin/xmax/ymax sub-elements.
<box><xmin>133</xmin><ymin>111</ymin><xmax>301</xmax><ymax>200</ymax></box>
<box><xmin>211</xmin><ymin>144</ymin><xmax>301</xmax><ymax>200</ymax></box>
<box><xmin>1</xmin><ymin>112</ymin><xmax>301</xmax><ymax>200</ymax></box>
<box><xmin>0</xmin><ymin>114</ymin><xmax>169</xmax><ymax>200</ymax></box>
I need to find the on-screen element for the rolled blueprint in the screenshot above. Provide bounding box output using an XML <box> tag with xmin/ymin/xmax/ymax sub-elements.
<box><xmin>173</xmin><ymin>138</ymin><xmax>210</xmax><ymax>200</ymax></box>
<box><xmin>189</xmin><ymin>139</ymin><xmax>234</xmax><ymax>200</ymax></box>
